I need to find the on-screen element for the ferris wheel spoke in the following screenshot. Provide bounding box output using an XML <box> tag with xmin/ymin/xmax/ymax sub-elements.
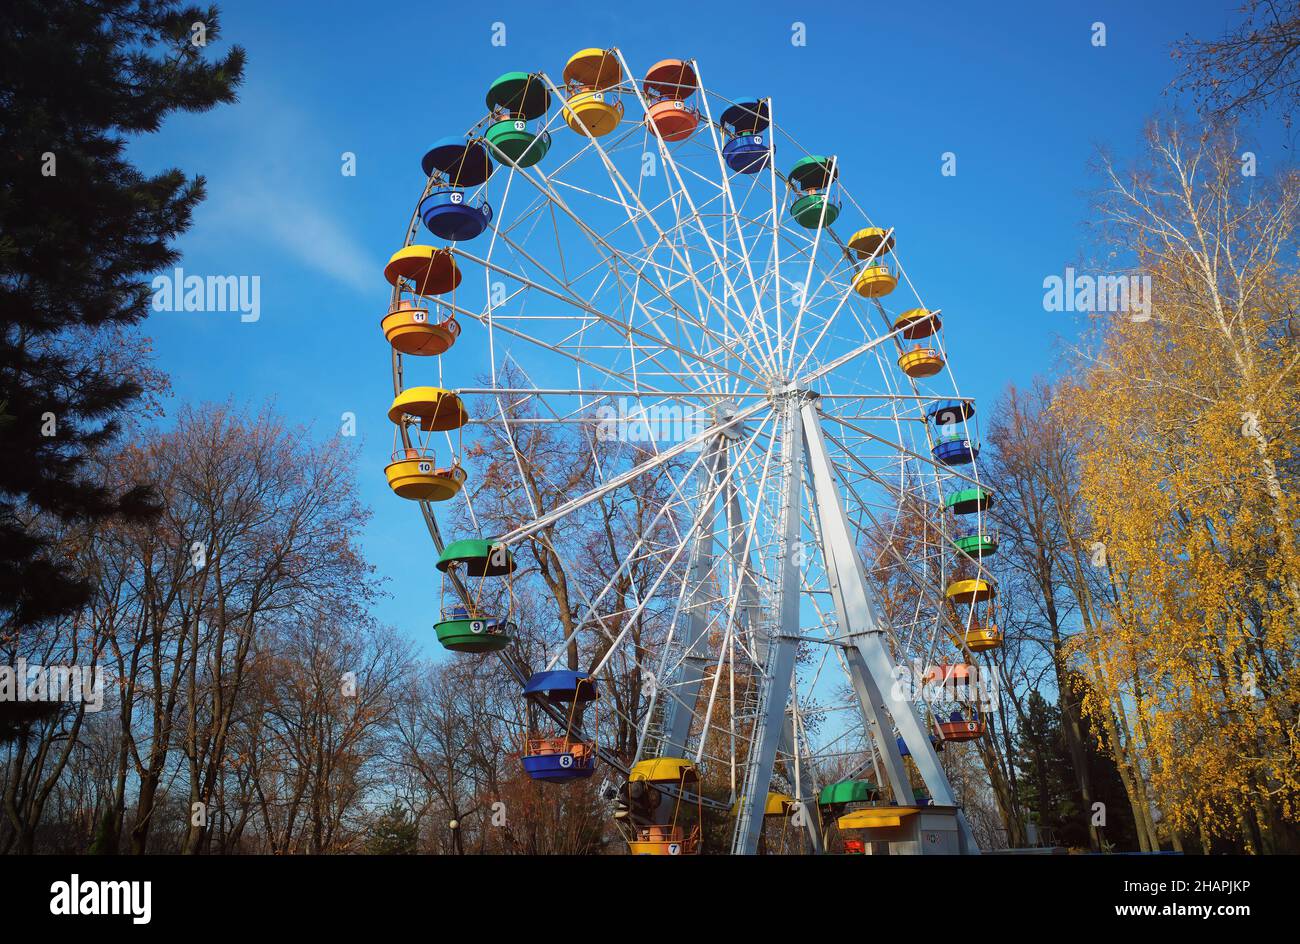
<box><xmin>539</xmin><ymin>65</ymin><xmax>773</xmax><ymax>387</ymax></box>
<box><xmin>814</xmin><ymin>425</ymin><xmax>975</xmax><ymax>651</ymax></box>
<box><xmin>483</xmin><ymin>144</ymin><xmax>754</xmax><ymax>389</ymax></box>
<box><xmin>433</xmin><ymin>286</ymin><xmax>663</xmax><ymax>395</ymax></box>
<box><xmin>690</xmin><ymin>105</ymin><xmax>783</xmax><ymax>374</ymax></box>
<box><xmin>519</xmin><ymin>123</ymin><xmax>763</xmax><ymax>381</ymax></box>
<box><xmin>631</xmin><ymin>423</ymin><xmax>786</xmax><ymax>768</ymax></box>
<box><xmin>504</xmin><ymin>455</ymin><xmax>680</xmax><ymax>670</ymax></box>
<box><xmin>778</xmin><ymin>164</ymin><xmax>845</xmax><ymax>378</ymax></box>
<box><xmin>466</xmin><ymin>392</ymin><xmax>710</xmax><ymax>695</ymax></box>
<box><xmin>501</xmin><ymin>202</ymin><xmax>764</xmax><ymax>394</ymax></box>
<box><xmin>454</xmin><ymin>243</ymin><xmax>759</xmax><ymax>389</ymax></box>
<box><xmin>819</xmin><ymin>408</ymin><xmax>983</xmax><ymax>490</ymax></box>
<box><xmin>494</xmin><ymin>395</ymin><xmax>768</xmax><ymax>549</ymax></box>
<box><xmin>593</xmin><ymin>200</ymin><xmax>761</xmax><ymax>392</ymax></box>
<box><xmin>549</xmin><ymin>407</ymin><xmax>779</xmax><ymax>688</ymax></box>
<box><xmin>619</xmin><ymin>236</ymin><xmax>758</xmax><ymax>391</ymax></box>
<box><xmin>664</xmin><ymin>198</ymin><xmax>788</xmax><ymax>379</ymax></box>
<box><xmin>613</xmin><ymin>50</ymin><xmax>782</xmax><ymax>381</ymax></box>
<box><xmin>680</xmin><ymin>417</ymin><xmax>789</xmax><ymax>765</ymax></box>
<box><xmin>790</xmin><ymin>231</ymin><xmax>898</xmax><ymax>381</ymax></box>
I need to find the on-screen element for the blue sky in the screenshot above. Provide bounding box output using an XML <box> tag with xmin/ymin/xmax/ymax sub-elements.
<box><xmin>124</xmin><ymin>0</ymin><xmax>1287</xmax><ymax>653</ymax></box>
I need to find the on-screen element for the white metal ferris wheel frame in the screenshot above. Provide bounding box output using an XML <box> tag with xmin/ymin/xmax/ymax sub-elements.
<box><xmin>389</xmin><ymin>47</ymin><xmax>992</xmax><ymax>854</ymax></box>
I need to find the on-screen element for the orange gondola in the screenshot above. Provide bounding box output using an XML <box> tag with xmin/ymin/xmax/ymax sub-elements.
<box><xmin>643</xmin><ymin>58</ymin><xmax>699</xmax><ymax>142</ymax></box>
<box><xmin>381</xmin><ymin>299</ymin><xmax>461</xmax><ymax>356</ymax></box>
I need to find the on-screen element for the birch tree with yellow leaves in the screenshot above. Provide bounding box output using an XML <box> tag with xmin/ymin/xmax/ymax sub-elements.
<box><xmin>1060</xmin><ymin>119</ymin><xmax>1300</xmax><ymax>852</ymax></box>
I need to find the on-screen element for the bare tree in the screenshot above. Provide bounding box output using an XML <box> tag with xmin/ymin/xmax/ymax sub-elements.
<box><xmin>1173</xmin><ymin>1</ymin><xmax>1300</xmax><ymax>125</ymax></box>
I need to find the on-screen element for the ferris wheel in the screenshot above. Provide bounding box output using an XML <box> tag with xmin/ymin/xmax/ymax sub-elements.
<box><xmin>378</xmin><ymin>48</ymin><xmax>1000</xmax><ymax>855</ymax></box>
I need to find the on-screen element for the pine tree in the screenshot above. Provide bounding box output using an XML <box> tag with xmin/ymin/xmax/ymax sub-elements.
<box><xmin>366</xmin><ymin>802</ymin><xmax>420</xmax><ymax>855</ymax></box>
<box><xmin>1013</xmin><ymin>690</ymin><xmax>1076</xmax><ymax>845</ymax></box>
<box><xmin>0</xmin><ymin>2</ymin><xmax>244</xmax><ymax>736</ymax></box>
<box><xmin>1068</xmin><ymin>672</ymin><xmax>1140</xmax><ymax>852</ymax></box>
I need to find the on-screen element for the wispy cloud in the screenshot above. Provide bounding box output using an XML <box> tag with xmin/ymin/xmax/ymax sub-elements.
<box><xmin>184</xmin><ymin>87</ymin><xmax>380</xmax><ymax>296</ymax></box>
<box><xmin>213</xmin><ymin>183</ymin><xmax>377</xmax><ymax>295</ymax></box>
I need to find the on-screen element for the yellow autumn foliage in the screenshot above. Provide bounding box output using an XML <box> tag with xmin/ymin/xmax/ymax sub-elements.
<box><xmin>1059</xmin><ymin>120</ymin><xmax>1300</xmax><ymax>851</ymax></box>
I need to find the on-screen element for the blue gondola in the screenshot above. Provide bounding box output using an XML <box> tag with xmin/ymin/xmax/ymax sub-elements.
<box><xmin>897</xmin><ymin>734</ymin><xmax>944</xmax><ymax>756</ymax></box>
<box><xmin>719</xmin><ymin>98</ymin><xmax>771</xmax><ymax>174</ymax></box>
<box><xmin>926</xmin><ymin>399</ymin><xmax>975</xmax><ymax>426</ymax></box>
<box><xmin>723</xmin><ymin>134</ymin><xmax>771</xmax><ymax>174</ymax></box>
<box><xmin>719</xmin><ymin>98</ymin><xmax>770</xmax><ymax>135</ymax></box>
<box><xmin>418</xmin><ymin>189</ymin><xmax>493</xmax><ymax>241</ymax></box>
<box><xmin>420</xmin><ymin>136</ymin><xmax>494</xmax><ymax>187</ymax></box>
<box><xmin>932</xmin><ymin>436</ymin><xmax>980</xmax><ymax>466</ymax></box>
<box><xmin>523</xmin><ymin>669</ymin><xmax>598</xmax><ymax>703</ymax></box>
<box><xmin>521</xmin><ymin>748</ymin><xmax>597</xmax><ymax>782</ymax></box>
<box><xmin>521</xmin><ymin>669</ymin><xmax>599</xmax><ymax>783</ymax></box>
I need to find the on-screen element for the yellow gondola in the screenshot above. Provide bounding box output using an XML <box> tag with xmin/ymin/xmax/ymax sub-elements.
<box><xmin>847</xmin><ymin>226</ymin><xmax>895</xmax><ymax>259</ymax></box>
<box><xmin>383</xmin><ymin>448</ymin><xmax>466</xmax><ymax>501</ymax></box>
<box><xmin>894</xmin><ymin>307</ymin><xmax>941</xmax><ymax>339</ymax></box>
<box><xmin>629</xmin><ymin>756</ymin><xmax>695</xmax><ymax>784</ymax></box>
<box><xmin>629</xmin><ymin>823</ymin><xmax>697</xmax><ymax>856</ymax></box>
<box><xmin>838</xmin><ymin>806</ymin><xmax>921</xmax><ymax>830</ymax></box>
<box><xmin>945</xmin><ymin>578</ymin><xmax>994</xmax><ymax>604</ymax></box>
<box><xmin>562</xmin><ymin>48</ymin><xmax>624</xmax><ymax>138</ymax></box>
<box><xmin>948</xmin><ymin>623</ymin><xmax>1003</xmax><ymax>652</ymax></box>
<box><xmin>897</xmin><ymin>346</ymin><xmax>945</xmax><ymax>378</ymax></box>
<box><xmin>563</xmin><ymin>90</ymin><xmax>624</xmax><ymax>136</ymax></box>
<box><xmin>562</xmin><ymin>47</ymin><xmax>622</xmax><ymax>89</ymax></box>
<box><xmin>729</xmin><ymin>791</ymin><xmax>796</xmax><ymax>818</ymax></box>
<box><xmin>625</xmin><ymin>756</ymin><xmax>702</xmax><ymax>855</ymax></box>
<box><xmin>387</xmin><ymin>387</ymin><xmax>468</xmax><ymax>432</ymax></box>
<box><xmin>853</xmin><ymin>264</ymin><xmax>898</xmax><ymax>298</ymax></box>
<box><xmin>383</xmin><ymin>245</ymin><xmax>461</xmax><ymax>296</ymax></box>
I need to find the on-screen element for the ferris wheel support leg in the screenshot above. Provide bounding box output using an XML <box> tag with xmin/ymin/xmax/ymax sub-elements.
<box><xmin>661</xmin><ymin>438</ymin><xmax>723</xmax><ymax>758</ymax></box>
<box><xmin>783</xmin><ymin>715</ymin><xmax>825</xmax><ymax>854</ymax></box>
<box><xmin>732</xmin><ymin>395</ymin><xmax>805</xmax><ymax>855</ymax></box>
<box><xmin>799</xmin><ymin>397</ymin><xmax>980</xmax><ymax>854</ymax></box>
<box><xmin>722</xmin><ymin>435</ymin><xmax>762</xmax><ymax>660</ymax></box>
<box><xmin>721</xmin><ymin>433</ymin><xmax>824</xmax><ymax>854</ymax></box>
<box><xmin>842</xmin><ymin>648</ymin><xmax>914</xmax><ymax>807</ymax></box>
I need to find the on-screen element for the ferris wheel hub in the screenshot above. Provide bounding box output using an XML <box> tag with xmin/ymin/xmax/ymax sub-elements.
<box><xmin>712</xmin><ymin>398</ymin><xmax>743</xmax><ymax>440</ymax></box>
<box><xmin>767</xmin><ymin>384</ymin><xmax>817</xmax><ymax>404</ymax></box>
